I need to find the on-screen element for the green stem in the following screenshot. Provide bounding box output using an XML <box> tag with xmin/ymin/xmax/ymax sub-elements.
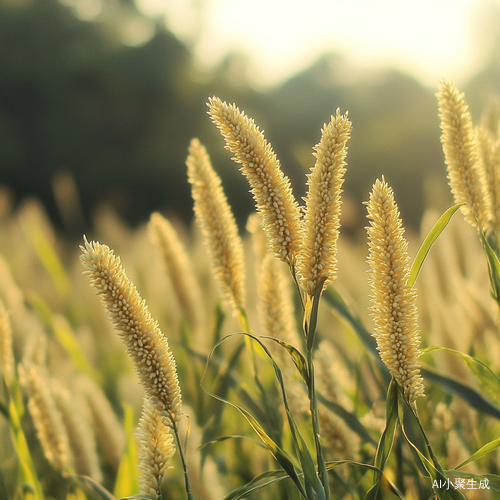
<box><xmin>172</xmin><ymin>421</ymin><xmax>194</xmax><ymax>500</ymax></box>
<box><xmin>304</xmin><ymin>279</ymin><xmax>329</xmax><ymax>499</ymax></box>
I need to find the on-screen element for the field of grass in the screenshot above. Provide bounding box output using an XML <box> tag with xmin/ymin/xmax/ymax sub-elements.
<box><xmin>1</xmin><ymin>81</ymin><xmax>500</xmax><ymax>500</ymax></box>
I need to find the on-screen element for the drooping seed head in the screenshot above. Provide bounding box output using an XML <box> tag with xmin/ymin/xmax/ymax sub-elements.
<box><xmin>80</xmin><ymin>237</ymin><xmax>182</xmax><ymax>427</ymax></box>
<box><xmin>208</xmin><ymin>97</ymin><xmax>302</xmax><ymax>266</ymax></box>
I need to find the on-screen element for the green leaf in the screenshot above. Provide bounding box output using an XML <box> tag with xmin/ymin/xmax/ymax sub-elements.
<box><xmin>264</xmin><ymin>337</ymin><xmax>309</xmax><ymax>386</ymax></box>
<box><xmin>398</xmin><ymin>389</ymin><xmax>467</xmax><ymax>500</ymax></box>
<box><xmin>202</xmin><ymin>334</ymin><xmax>308</xmax><ymax>500</ymax></box>
<box><xmin>423</xmin><ymin>346</ymin><xmax>500</xmax><ymax>404</ymax></box>
<box><xmin>421</xmin><ymin>367</ymin><xmax>500</xmax><ymax>419</ymax></box>
<box><xmin>72</xmin><ymin>475</ymin><xmax>116</xmax><ymax>500</ymax></box>
<box><xmin>222</xmin><ymin>469</ymin><xmax>290</xmax><ymax>500</ymax></box>
<box><xmin>316</xmin><ymin>394</ymin><xmax>377</xmax><ymax>446</ymax></box>
<box><xmin>478</xmin><ymin>226</ymin><xmax>500</xmax><ymax>302</ymax></box>
<box><xmin>453</xmin><ymin>437</ymin><xmax>500</xmax><ymax>470</ymax></box>
<box><xmin>114</xmin><ymin>405</ymin><xmax>139</xmax><ymax>498</ymax></box>
<box><xmin>197</xmin><ymin>434</ymin><xmax>266</xmax><ymax>451</ymax></box>
<box><xmin>21</xmin><ymin>211</ymin><xmax>72</xmax><ymax>299</ymax></box>
<box><xmin>407</xmin><ymin>203</ymin><xmax>465</xmax><ymax>287</ymax></box>
<box><xmin>8</xmin><ymin>397</ymin><xmax>45</xmax><ymax>500</ymax></box>
<box><xmin>364</xmin><ymin>379</ymin><xmax>399</xmax><ymax>500</ymax></box>
<box><xmin>28</xmin><ymin>293</ymin><xmax>102</xmax><ymax>384</ymax></box>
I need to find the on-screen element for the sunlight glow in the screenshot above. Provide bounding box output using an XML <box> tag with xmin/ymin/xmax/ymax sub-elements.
<box><xmin>135</xmin><ymin>0</ymin><xmax>497</xmax><ymax>89</ymax></box>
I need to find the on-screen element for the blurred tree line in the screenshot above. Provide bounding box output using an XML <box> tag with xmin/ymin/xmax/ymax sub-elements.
<box><xmin>1</xmin><ymin>0</ymin><xmax>499</xmax><ymax>237</ymax></box>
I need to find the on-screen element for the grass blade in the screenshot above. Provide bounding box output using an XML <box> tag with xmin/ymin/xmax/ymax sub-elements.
<box><xmin>421</xmin><ymin>367</ymin><xmax>500</xmax><ymax>419</ymax></box>
<box><xmin>364</xmin><ymin>379</ymin><xmax>398</xmax><ymax>500</ymax></box>
<box><xmin>423</xmin><ymin>345</ymin><xmax>500</xmax><ymax>403</ymax></box>
<box><xmin>8</xmin><ymin>397</ymin><xmax>44</xmax><ymax>500</ymax></box>
<box><xmin>222</xmin><ymin>469</ymin><xmax>290</xmax><ymax>500</ymax></box>
<box><xmin>202</xmin><ymin>333</ymin><xmax>307</xmax><ymax>499</ymax></box>
<box><xmin>453</xmin><ymin>437</ymin><xmax>500</xmax><ymax>470</ymax></box>
<box><xmin>408</xmin><ymin>203</ymin><xmax>465</xmax><ymax>287</ymax></box>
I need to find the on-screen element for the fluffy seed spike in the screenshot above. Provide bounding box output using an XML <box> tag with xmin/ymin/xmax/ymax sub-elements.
<box><xmin>186</xmin><ymin>138</ymin><xmax>246</xmax><ymax>315</ymax></box>
<box><xmin>208</xmin><ymin>97</ymin><xmax>302</xmax><ymax>266</ymax></box>
<box><xmin>148</xmin><ymin>212</ymin><xmax>202</xmax><ymax>328</ymax></box>
<box><xmin>366</xmin><ymin>177</ymin><xmax>425</xmax><ymax>404</ymax></box>
<box><xmin>297</xmin><ymin>109</ymin><xmax>351</xmax><ymax>296</ymax></box>
<box><xmin>18</xmin><ymin>362</ymin><xmax>73</xmax><ymax>473</ymax></box>
<box><xmin>437</xmin><ymin>79</ymin><xmax>490</xmax><ymax>229</ymax></box>
<box><xmin>80</xmin><ymin>237</ymin><xmax>182</xmax><ymax>427</ymax></box>
<box><xmin>137</xmin><ymin>397</ymin><xmax>176</xmax><ymax>498</ymax></box>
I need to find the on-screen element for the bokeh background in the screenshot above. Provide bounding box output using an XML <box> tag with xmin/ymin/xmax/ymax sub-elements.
<box><xmin>1</xmin><ymin>0</ymin><xmax>500</xmax><ymax>237</ymax></box>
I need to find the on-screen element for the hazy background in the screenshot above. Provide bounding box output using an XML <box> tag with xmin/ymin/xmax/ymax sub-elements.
<box><xmin>1</xmin><ymin>0</ymin><xmax>500</xmax><ymax>237</ymax></box>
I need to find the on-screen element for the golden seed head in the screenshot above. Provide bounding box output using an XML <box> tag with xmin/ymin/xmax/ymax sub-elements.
<box><xmin>148</xmin><ymin>212</ymin><xmax>202</xmax><ymax>327</ymax></box>
<box><xmin>258</xmin><ymin>254</ymin><xmax>300</xmax><ymax>351</ymax></box>
<box><xmin>186</xmin><ymin>138</ymin><xmax>246</xmax><ymax>315</ymax></box>
<box><xmin>366</xmin><ymin>177</ymin><xmax>425</xmax><ymax>404</ymax></box>
<box><xmin>75</xmin><ymin>375</ymin><xmax>125</xmax><ymax>469</ymax></box>
<box><xmin>51</xmin><ymin>379</ymin><xmax>102</xmax><ymax>482</ymax></box>
<box><xmin>437</xmin><ymin>79</ymin><xmax>490</xmax><ymax>229</ymax></box>
<box><xmin>19</xmin><ymin>362</ymin><xmax>73</xmax><ymax>473</ymax></box>
<box><xmin>137</xmin><ymin>398</ymin><xmax>176</xmax><ymax>498</ymax></box>
<box><xmin>80</xmin><ymin>237</ymin><xmax>182</xmax><ymax>427</ymax></box>
<box><xmin>208</xmin><ymin>96</ymin><xmax>302</xmax><ymax>266</ymax></box>
<box><xmin>297</xmin><ymin>109</ymin><xmax>351</xmax><ymax>296</ymax></box>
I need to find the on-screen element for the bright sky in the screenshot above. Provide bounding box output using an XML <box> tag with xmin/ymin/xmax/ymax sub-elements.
<box><xmin>136</xmin><ymin>0</ymin><xmax>499</xmax><ymax>90</ymax></box>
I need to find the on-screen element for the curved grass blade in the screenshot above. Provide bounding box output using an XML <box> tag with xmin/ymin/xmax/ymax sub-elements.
<box><xmin>71</xmin><ymin>475</ymin><xmax>116</xmax><ymax>500</ymax></box>
<box><xmin>423</xmin><ymin>346</ymin><xmax>500</xmax><ymax>403</ymax></box>
<box><xmin>398</xmin><ymin>388</ymin><xmax>467</xmax><ymax>500</ymax></box>
<box><xmin>222</xmin><ymin>469</ymin><xmax>290</xmax><ymax>500</ymax></box>
<box><xmin>21</xmin><ymin>211</ymin><xmax>72</xmax><ymax>299</ymax></box>
<box><xmin>201</xmin><ymin>333</ymin><xmax>307</xmax><ymax>499</ymax></box>
<box><xmin>326</xmin><ymin>461</ymin><xmax>405</xmax><ymax>499</ymax></box>
<box><xmin>421</xmin><ymin>367</ymin><xmax>500</xmax><ymax>419</ymax></box>
<box><xmin>453</xmin><ymin>437</ymin><xmax>500</xmax><ymax>470</ymax></box>
<box><xmin>28</xmin><ymin>293</ymin><xmax>102</xmax><ymax>384</ymax></box>
<box><xmin>323</xmin><ymin>289</ymin><xmax>388</xmax><ymax>375</ymax></box>
<box><xmin>408</xmin><ymin>203</ymin><xmax>465</xmax><ymax>287</ymax></box>
<box><xmin>364</xmin><ymin>379</ymin><xmax>399</xmax><ymax>500</ymax></box>
<box><xmin>8</xmin><ymin>397</ymin><xmax>44</xmax><ymax>500</ymax></box>
<box><xmin>197</xmin><ymin>434</ymin><xmax>266</xmax><ymax>452</ymax></box>
<box><xmin>263</xmin><ymin>337</ymin><xmax>309</xmax><ymax>385</ymax></box>
<box><xmin>478</xmin><ymin>225</ymin><xmax>500</xmax><ymax>302</ymax></box>
<box><xmin>316</xmin><ymin>394</ymin><xmax>377</xmax><ymax>446</ymax></box>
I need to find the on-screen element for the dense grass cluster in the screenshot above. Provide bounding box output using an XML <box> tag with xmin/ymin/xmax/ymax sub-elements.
<box><xmin>1</xmin><ymin>81</ymin><xmax>500</xmax><ymax>500</ymax></box>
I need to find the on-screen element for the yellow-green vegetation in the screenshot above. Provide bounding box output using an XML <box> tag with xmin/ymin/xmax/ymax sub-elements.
<box><xmin>2</xmin><ymin>81</ymin><xmax>500</xmax><ymax>500</ymax></box>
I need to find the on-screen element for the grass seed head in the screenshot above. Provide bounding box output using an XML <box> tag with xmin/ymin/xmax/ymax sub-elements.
<box><xmin>186</xmin><ymin>138</ymin><xmax>246</xmax><ymax>316</ymax></box>
<box><xmin>208</xmin><ymin>96</ymin><xmax>302</xmax><ymax>266</ymax></box>
<box><xmin>297</xmin><ymin>109</ymin><xmax>351</xmax><ymax>296</ymax></box>
<box><xmin>148</xmin><ymin>212</ymin><xmax>202</xmax><ymax>328</ymax></box>
<box><xmin>137</xmin><ymin>397</ymin><xmax>176</xmax><ymax>499</ymax></box>
<box><xmin>366</xmin><ymin>177</ymin><xmax>425</xmax><ymax>404</ymax></box>
<box><xmin>19</xmin><ymin>362</ymin><xmax>73</xmax><ymax>474</ymax></box>
<box><xmin>437</xmin><ymin>79</ymin><xmax>491</xmax><ymax>229</ymax></box>
<box><xmin>80</xmin><ymin>237</ymin><xmax>182</xmax><ymax>427</ymax></box>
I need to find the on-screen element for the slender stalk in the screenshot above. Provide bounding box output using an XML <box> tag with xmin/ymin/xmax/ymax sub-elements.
<box><xmin>303</xmin><ymin>279</ymin><xmax>329</xmax><ymax>498</ymax></box>
<box><xmin>172</xmin><ymin>421</ymin><xmax>194</xmax><ymax>500</ymax></box>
